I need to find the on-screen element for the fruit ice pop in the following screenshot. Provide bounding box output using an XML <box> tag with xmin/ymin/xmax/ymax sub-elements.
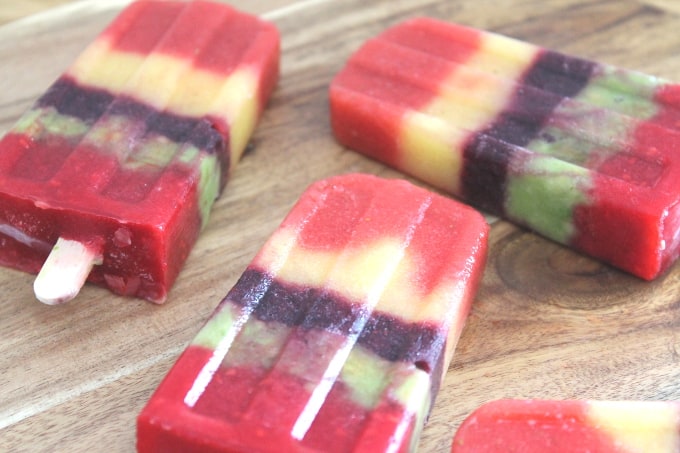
<box><xmin>137</xmin><ymin>173</ymin><xmax>488</xmax><ymax>453</ymax></box>
<box><xmin>330</xmin><ymin>17</ymin><xmax>680</xmax><ymax>280</ymax></box>
<box><xmin>0</xmin><ymin>0</ymin><xmax>279</xmax><ymax>304</ymax></box>
<box><xmin>451</xmin><ymin>399</ymin><xmax>680</xmax><ymax>453</ymax></box>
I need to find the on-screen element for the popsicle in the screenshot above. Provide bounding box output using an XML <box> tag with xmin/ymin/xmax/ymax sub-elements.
<box><xmin>451</xmin><ymin>399</ymin><xmax>680</xmax><ymax>452</ymax></box>
<box><xmin>0</xmin><ymin>0</ymin><xmax>280</xmax><ymax>303</ymax></box>
<box><xmin>330</xmin><ymin>17</ymin><xmax>680</xmax><ymax>280</ymax></box>
<box><xmin>137</xmin><ymin>173</ymin><xmax>488</xmax><ymax>453</ymax></box>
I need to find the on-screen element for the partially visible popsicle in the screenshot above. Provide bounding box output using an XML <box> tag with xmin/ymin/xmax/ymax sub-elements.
<box><xmin>451</xmin><ymin>399</ymin><xmax>680</xmax><ymax>453</ymax></box>
<box><xmin>137</xmin><ymin>173</ymin><xmax>488</xmax><ymax>453</ymax></box>
<box><xmin>330</xmin><ymin>17</ymin><xmax>680</xmax><ymax>280</ymax></box>
<box><xmin>0</xmin><ymin>0</ymin><xmax>279</xmax><ymax>303</ymax></box>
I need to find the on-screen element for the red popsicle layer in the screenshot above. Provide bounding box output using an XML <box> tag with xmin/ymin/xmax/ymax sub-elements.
<box><xmin>137</xmin><ymin>173</ymin><xmax>489</xmax><ymax>452</ymax></box>
<box><xmin>0</xmin><ymin>0</ymin><xmax>280</xmax><ymax>302</ymax></box>
<box><xmin>452</xmin><ymin>399</ymin><xmax>680</xmax><ymax>453</ymax></box>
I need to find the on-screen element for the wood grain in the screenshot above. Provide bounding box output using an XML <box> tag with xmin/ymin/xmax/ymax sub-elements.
<box><xmin>0</xmin><ymin>0</ymin><xmax>74</xmax><ymax>25</ymax></box>
<box><xmin>1</xmin><ymin>0</ymin><xmax>679</xmax><ymax>452</ymax></box>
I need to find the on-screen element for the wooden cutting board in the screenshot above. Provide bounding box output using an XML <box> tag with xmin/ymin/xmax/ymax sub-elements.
<box><xmin>1</xmin><ymin>0</ymin><xmax>680</xmax><ymax>451</ymax></box>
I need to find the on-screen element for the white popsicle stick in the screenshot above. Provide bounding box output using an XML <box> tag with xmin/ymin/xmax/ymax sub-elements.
<box><xmin>33</xmin><ymin>237</ymin><xmax>103</xmax><ymax>305</ymax></box>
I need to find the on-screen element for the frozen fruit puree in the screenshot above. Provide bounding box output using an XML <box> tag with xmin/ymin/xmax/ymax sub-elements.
<box><xmin>330</xmin><ymin>17</ymin><xmax>680</xmax><ymax>280</ymax></box>
<box><xmin>0</xmin><ymin>0</ymin><xmax>279</xmax><ymax>303</ymax></box>
<box><xmin>137</xmin><ymin>174</ymin><xmax>488</xmax><ymax>453</ymax></box>
<box><xmin>451</xmin><ymin>399</ymin><xmax>680</xmax><ymax>452</ymax></box>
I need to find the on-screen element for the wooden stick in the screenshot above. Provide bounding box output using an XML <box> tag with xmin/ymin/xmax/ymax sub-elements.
<box><xmin>33</xmin><ymin>237</ymin><xmax>102</xmax><ymax>305</ymax></box>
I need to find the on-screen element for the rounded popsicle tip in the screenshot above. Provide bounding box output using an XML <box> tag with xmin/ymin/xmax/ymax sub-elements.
<box><xmin>33</xmin><ymin>237</ymin><xmax>102</xmax><ymax>305</ymax></box>
<box><xmin>34</xmin><ymin>280</ymin><xmax>79</xmax><ymax>305</ymax></box>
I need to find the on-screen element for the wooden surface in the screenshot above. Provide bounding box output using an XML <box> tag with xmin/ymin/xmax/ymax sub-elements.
<box><xmin>1</xmin><ymin>0</ymin><xmax>680</xmax><ymax>451</ymax></box>
<box><xmin>0</xmin><ymin>1</ymin><xmax>70</xmax><ymax>25</ymax></box>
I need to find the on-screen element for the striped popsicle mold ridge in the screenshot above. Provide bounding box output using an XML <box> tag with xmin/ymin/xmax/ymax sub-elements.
<box><xmin>330</xmin><ymin>17</ymin><xmax>680</xmax><ymax>280</ymax></box>
<box><xmin>137</xmin><ymin>174</ymin><xmax>488</xmax><ymax>452</ymax></box>
<box><xmin>0</xmin><ymin>0</ymin><xmax>280</xmax><ymax>302</ymax></box>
